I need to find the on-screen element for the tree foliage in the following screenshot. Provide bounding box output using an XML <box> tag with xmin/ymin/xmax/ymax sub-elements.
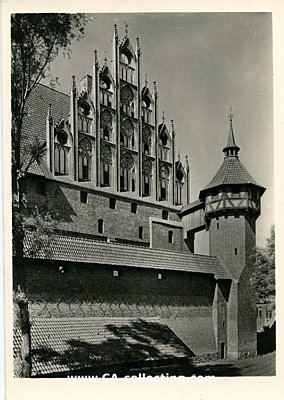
<box><xmin>251</xmin><ymin>226</ymin><xmax>275</xmax><ymax>303</ymax></box>
<box><xmin>11</xmin><ymin>13</ymin><xmax>88</xmax><ymax>174</ymax></box>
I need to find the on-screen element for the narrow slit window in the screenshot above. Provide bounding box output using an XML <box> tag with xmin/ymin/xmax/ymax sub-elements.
<box><xmin>235</xmin><ymin>248</ymin><xmax>238</xmax><ymax>255</ymax></box>
<box><xmin>168</xmin><ymin>231</ymin><xmax>173</xmax><ymax>243</ymax></box>
<box><xmin>162</xmin><ymin>210</ymin><xmax>169</xmax><ymax>220</ymax></box>
<box><xmin>139</xmin><ymin>226</ymin><xmax>143</xmax><ymax>239</ymax></box>
<box><xmin>98</xmin><ymin>219</ymin><xmax>104</xmax><ymax>234</ymax></box>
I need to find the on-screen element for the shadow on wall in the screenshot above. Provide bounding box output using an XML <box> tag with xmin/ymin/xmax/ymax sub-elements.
<box><xmin>257</xmin><ymin>321</ymin><xmax>276</xmax><ymax>355</ymax></box>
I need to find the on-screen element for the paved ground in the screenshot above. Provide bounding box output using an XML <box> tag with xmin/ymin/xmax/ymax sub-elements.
<box><xmin>195</xmin><ymin>351</ymin><xmax>276</xmax><ymax>376</ymax></box>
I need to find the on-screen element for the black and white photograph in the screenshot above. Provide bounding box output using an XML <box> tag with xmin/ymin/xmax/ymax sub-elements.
<box><xmin>3</xmin><ymin>1</ymin><xmax>282</xmax><ymax>399</ymax></box>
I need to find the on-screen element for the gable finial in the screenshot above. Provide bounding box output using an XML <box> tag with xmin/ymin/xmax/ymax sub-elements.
<box><xmin>145</xmin><ymin>74</ymin><xmax>148</xmax><ymax>87</ymax></box>
<box><xmin>229</xmin><ymin>106</ymin><xmax>234</xmax><ymax>122</ymax></box>
<box><xmin>124</xmin><ymin>21</ymin><xmax>129</xmax><ymax>37</ymax></box>
<box><xmin>93</xmin><ymin>50</ymin><xmax>99</xmax><ymax>67</ymax></box>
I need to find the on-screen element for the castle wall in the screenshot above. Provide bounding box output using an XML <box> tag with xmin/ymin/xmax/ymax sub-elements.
<box><xmin>25</xmin><ymin>175</ymin><xmax>187</xmax><ymax>252</ymax></box>
<box><xmin>25</xmin><ymin>259</ymin><xmax>219</xmax><ymax>356</ymax></box>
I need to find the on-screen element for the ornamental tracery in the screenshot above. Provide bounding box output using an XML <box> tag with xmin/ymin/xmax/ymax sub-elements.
<box><xmin>100</xmin><ymin>109</ymin><xmax>112</xmax><ymax>128</ymax></box>
<box><xmin>121</xmin><ymin>151</ymin><xmax>134</xmax><ymax>170</ymax></box>
<box><xmin>100</xmin><ymin>143</ymin><xmax>112</xmax><ymax>164</ymax></box>
<box><xmin>121</xmin><ymin>85</ymin><xmax>134</xmax><ymax>106</ymax></box>
<box><xmin>78</xmin><ymin>137</ymin><xmax>92</xmax><ymax>156</ymax></box>
<box><xmin>142</xmin><ymin>159</ymin><xmax>152</xmax><ymax>175</ymax></box>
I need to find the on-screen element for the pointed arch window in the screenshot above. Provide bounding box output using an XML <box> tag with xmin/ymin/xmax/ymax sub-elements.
<box><xmin>101</xmin><ymin>110</ymin><xmax>112</xmax><ymax>142</ymax></box>
<box><xmin>142</xmin><ymin>159</ymin><xmax>152</xmax><ymax>197</ymax></box>
<box><xmin>120</xmin><ymin>85</ymin><xmax>134</xmax><ymax>116</ymax></box>
<box><xmin>121</xmin><ymin>119</ymin><xmax>135</xmax><ymax>149</ymax></box>
<box><xmin>120</xmin><ymin>152</ymin><xmax>134</xmax><ymax>192</ymax></box>
<box><xmin>160</xmin><ymin>164</ymin><xmax>169</xmax><ymax>201</ymax></box>
<box><xmin>142</xmin><ymin>127</ymin><xmax>151</xmax><ymax>155</ymax></box>
<box><xmin>100</xmin><ymin>143</ymin><xmax>112</xmax><ymax>187</ymax></box>
<box><xmin>54</xmin><ymin>129</ymin><xmax>70</xmax><ymax>176</ymax></box>
<box><xmin>78</xmin><ymin>138</ymin><xmax>92</xmax><ymax>181</ymax></box>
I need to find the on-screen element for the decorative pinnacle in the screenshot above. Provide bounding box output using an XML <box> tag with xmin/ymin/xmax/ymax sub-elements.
<box><xmin>71</xmin><ymin>75</ymin><xmax>76</xmax><ymax>91</ymax></box>
<box><xmin>178</xmin><ymin>150</ymin><xmax>181</xmax><ymax>161</ymax></box>
<box><xmin>104</xmin><ymin>52</ymin><xmax>108</xmax><ymax>66</ymax></box>
<box><xmin>47</xmin><ymin>103</ymin><xmax>53</xmax><ymax>120</ymax></box>
<box><xmin>136</xmin><ymin>37</ymin><xmax>141</xmax><ymax>53</ymax></box>
<box><xmin>171</xmin><ymin>119</ymin><xmax>175</xmax><ymax>135</ymax></box>
<box><xmin>153</xmin><ymin>81</ymin><xmax>158</xmax><ymax>95</ymax></box>
<box><xmin>94</xmin><ymin>50</ymin><xmax>99</xmax><ymax>66</ymax></box>
<box><xmin>113</xmin><ymin>24</ymin><xmax>118</xmax><ymax>39</ymax></box>
<box><xmin>162</xmin><ymin>111</ymin><xmax>165</xmax><ymax>123</ymax></box>
<box><xmin>228</xmin><ymin>106</ymin><xmax>234</xmax><ymax>121</ymax></box>
<box><xmin>145</xmin><ymin>74</ymin><xmax>148</xmax><ymax>87</ymax></box>
<box><xmin>185</xmin><ymin>155</ymin><xmax>189</xmax><ymax>168</ymax></box>
<box><xmin>124</xmin><ymin>21</ymin><xmax>128</xmax><ymax>36</ymax></box>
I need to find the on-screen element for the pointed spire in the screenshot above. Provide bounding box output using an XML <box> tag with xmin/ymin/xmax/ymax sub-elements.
<box><xmin>145</xmin><ymin>74</ymin><xmax>148</xmax><ymax>87</ymax></box>
<box><xmin>104</xmin><ymin>52</ymin><xmax>108</xmax><ymax>66</ymax></box>
<box><xmin>185</xmin><ymin>155</ymin><xmax>189</xmax><ymax>170</ymax></box>
<box><xmin>71</xmin><ymin>75</ymin><xmax>77</xmax><ymax>92</ymax></box>
<box><xmin>113</xmin><ymin>24</ymin><xmax>118</xmax><ymax>40</ymax></box>
<box><xmin>124</xmin><ymin>21</ymin><xmax>129</xmax><ymax>37</ymax></box>
<box><xmin>93</xmin><ymin>50</ymin><xmax>99</xmax><ymax>67</ymax></box>
<box><xmin>136</xmin><ymin>37</ymin><xmax>141</xmax><ymax>54</ymax></box>
<box><xmin>153</xmin><ymin>81</ymin><xmax>158</xmax><ymax>97</ymax></box>
<box><xmin>223</xmin><ymin>107</ymin><xmax>240</xmax><ymax>157</ymax></box>
<box><xmin>171</xmin><ymin>119</ymin><xmax>175</xmax><ymax>136</ymax></box>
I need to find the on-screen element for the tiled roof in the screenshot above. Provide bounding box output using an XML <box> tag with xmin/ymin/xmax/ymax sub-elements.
<box><xmin>21</xmin><ymin>84</ymin><xmax>70</xmax><ymax>175</ymax></box>
<box><xmin>30</xmin><ymin>317</ymin><xmax>192</xmax><ymax>376</ymax></box>
<box><xmin>200</xmin><ymin>156</ymin><xmax>265</xmax><ymax>195</ymax></box>
<box><xmin>24</xmin><ymin>232</ymin><xmax>231</xmax><ymax>280</ymax></box>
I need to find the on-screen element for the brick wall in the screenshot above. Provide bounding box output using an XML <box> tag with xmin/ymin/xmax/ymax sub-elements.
<box><xmin>25</xmin><ymin>175</ymin><xmax>184</xmax><ymax>252</ymax></box>
<box><xmin>25</xmin><ymin>259</ymin><xmax>218</xmax><ymax>356</ymax></box>
<box><xmin>209</xmin><ymin>214</ymin><xmax>257</xmax><ymax>358</ymax></box>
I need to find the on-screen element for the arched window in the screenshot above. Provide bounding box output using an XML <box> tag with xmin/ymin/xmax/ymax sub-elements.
<box><xmin>121</xmin><ymin>119</ymin><xmax>134</xmax><ymax>149</ymax></box>
<box><xmin>78</xmin><ymin>138</ymin><xmax>92</xmax><ymax>181</ymax></box>
<box><xmin>101</xmin><ymin>110</ymin><xmax>112</xmax><ymax>141</ymax></box>
<box><xmin>160</xmin><ymin>165</ymin><xmax>169</xmax><ymax>201</ymax></box>
<box><xmin>142</xmin><ymin>159</ymin><xmax>152</xmax><ymax>197</ymax></box>
<box><xmin>98</xmin><ymin>219</ymin><xmax>104</xmax><ymax>234</ymax></box>
<box><xmin>120</xmin><ymin>152</ymin><xmax>134</xmax><ymax>192</ymax></box>
<box><xmin>100</xmin><ymin>143</ymin><xmax>112</xmax><ymax>187</ymax></box>
<box><xmin>54</xmin><ymin>129</ymin><xmax>70</xmax><ymax>176</ymax></box>
<box><xmin>160</xmin><ymin>164</ymin><xmax>169</xmax><ymax>179</ymax></box>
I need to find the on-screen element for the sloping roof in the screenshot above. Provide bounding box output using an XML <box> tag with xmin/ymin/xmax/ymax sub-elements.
<box><xmin>200</xmin><ymin>156</ymin><xmax>265</xmax><ymax>196</ymax></box>
<box><xmin>21</xmin><ymin>84</ymin><xmax>70</xmax><ymax>175</ymax></box>
<box><xmin>24</xmin><ymin>233</ymin><xmax>231</xmax><ymax>280</ymax></box>
<box><xmin>223</xmin><ymin>120</ymin><xmax>240</xmax><ymax>152</ymax></box>
<box><xmin>30</xmin><ymin>317</ymin><xmax>192</xmax><ymax>376</ymax></box>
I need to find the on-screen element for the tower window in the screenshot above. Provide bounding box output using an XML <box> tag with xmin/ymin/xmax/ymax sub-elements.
<box><xmin>113</xmin><ymin>270</ymin><xmax>119</xmax><ymax>277</ymax></box>
<box><xmin>139</xmin><ymin>226</ymin><xmax>143</xmax><ymax>239</ymax></box>
<box><xmin>109</xmin><ymin>198</ymin><xmax>116</xmax><ymax>209</ymax></box>
<box><xmin>157</xmin><ymin>273</ymin><xmax>163</xmax><ymax>280</ymax></box>
<box><xmin>235</xmin><ymin>248</ymin><xmax>238</xmax><ymax>255</ymax></box>
<box><xmin>168</xmin><ymin>231</ymin><xmax>173</xmax><ymax>243</ymax></box>
<box><xmin>80</xmin><ymin>191</ymin><xmax>88</xmax><ymax>204</ymax></box>
<box><xmin>131</xmin><ymin>203</ymin><xmax>137</xmax><ymax>214</ymax></box>
<box><xmin>98</xmin><ymin>219</ymin><xmax>104</xmax><ymax>234</ymax></box>
<box><xmin>217</xmin><ymin>222</ymin><xmax>219</xmax><ymax>230</ymax></box>
<box><xmin>162</xmin><ymin>210</ymin><xmax>169</xmax><ymax>220</ymax></box>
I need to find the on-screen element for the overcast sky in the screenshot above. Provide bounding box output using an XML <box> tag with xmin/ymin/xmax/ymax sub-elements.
<box><xmin>44</xmin><ymin>12</ymin><xmax>273</xmax><ymax>250</ymax></box>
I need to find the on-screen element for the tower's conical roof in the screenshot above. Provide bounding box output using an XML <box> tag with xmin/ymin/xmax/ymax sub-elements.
<box><xmin>199</xmin><ymin>111</ymin><xmax>265</xmax><ymax>199</ymax></box>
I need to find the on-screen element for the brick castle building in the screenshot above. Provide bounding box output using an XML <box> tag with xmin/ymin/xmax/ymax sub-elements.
<box><xmin>14</xmin><ymin>24</ymin><xmax>266</xmax><ymax>377</ymax></box>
